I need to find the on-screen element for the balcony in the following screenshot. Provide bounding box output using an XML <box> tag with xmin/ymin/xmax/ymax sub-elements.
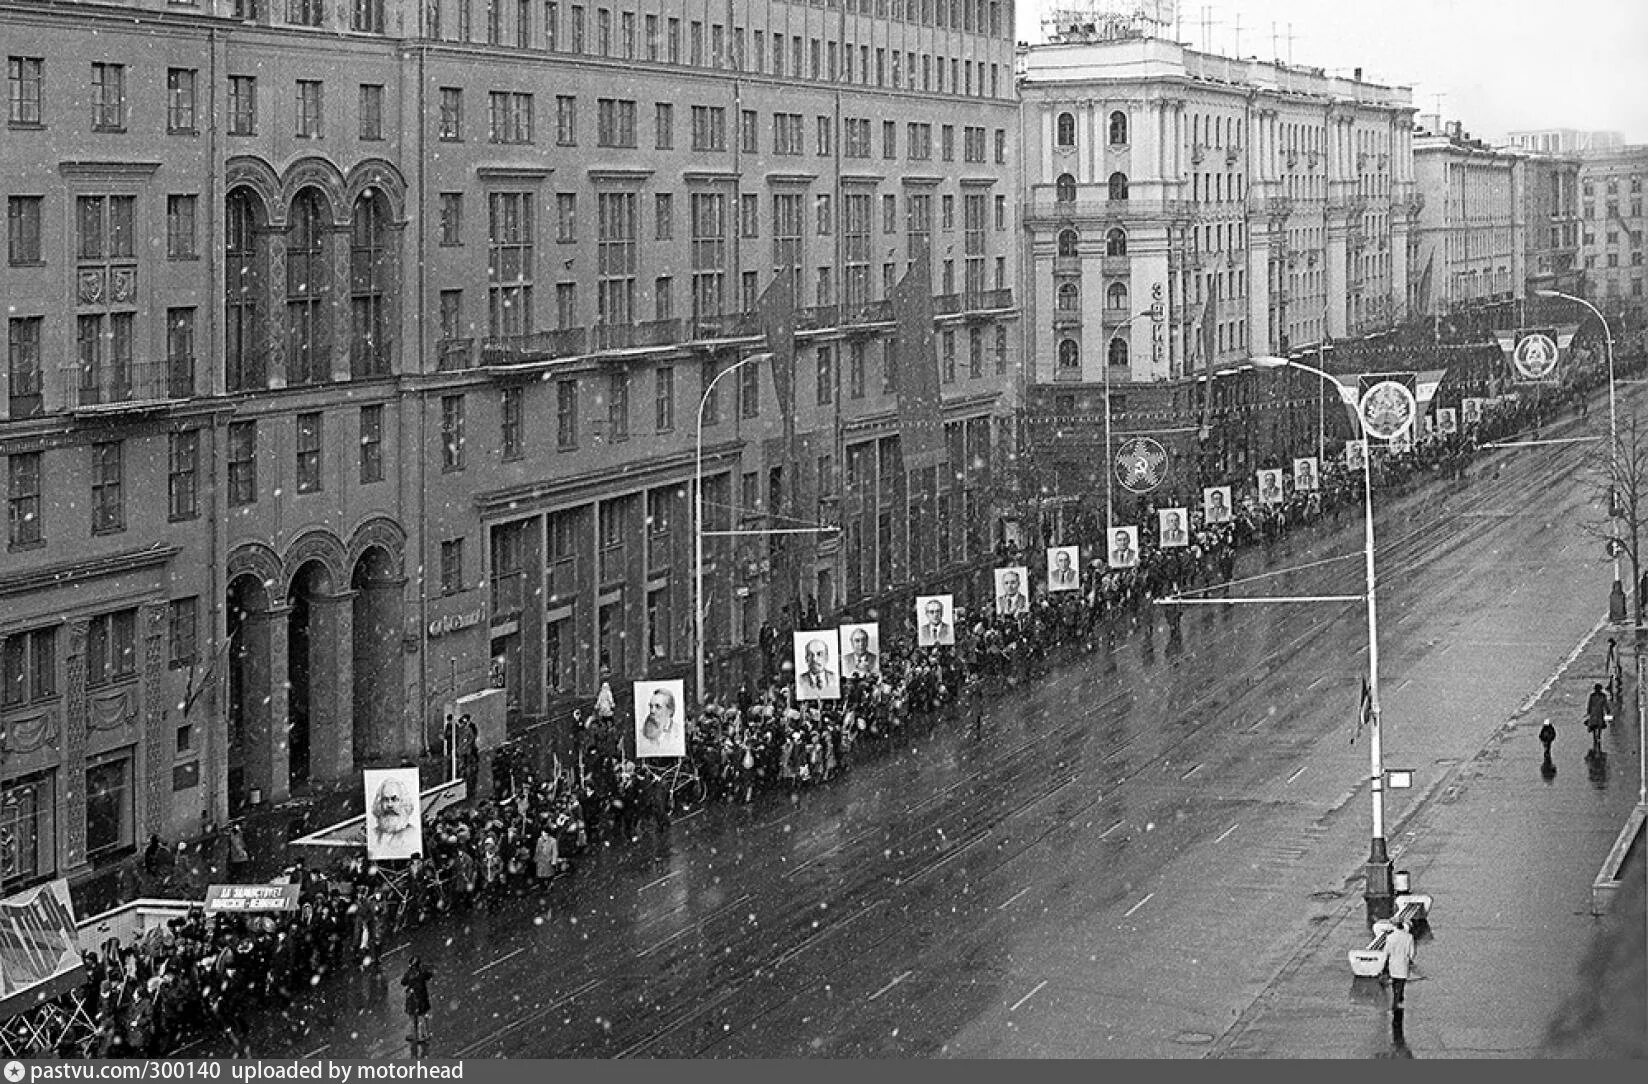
<box><xmin>797</xmin><ymin>304</ymin><xmax>840</xmax><ymax>331</ymax></box>
<box><xmin>687</xmin><ymin>311</ymin><xmax>761</xmax><ymax>341</ymax></box>
<box><xmin>1052</xmin><ymin>308</ymin><xmax>1081</xmax><ymax>329</ymax></box>
<box><xmin>481</xmin><ymin>327</ymin><xmax>588</xmax><ymax>365</ymax></box>
<box><xmin>972</xmin><ymin>287</ymin><xmax>1014</xmax><ymax>311</ymax></box>
<box><xmin>436</xmin><ymin>337</ymin><xmax>474</xmax><ymax>371</ymax></box>
<box><xmin>591</xmin><ymin>318</ymin><xmax>682</xmax><ymax>352</ymax></box>
<box><xmin>62</xmin><ymin>358</ymin><xmax>190</xmax><ymax>412</ymax></box>
<box><xmin>933</xmin><ymin>293</ymin><xmax>962</xmax><ymax>316</ymax></box>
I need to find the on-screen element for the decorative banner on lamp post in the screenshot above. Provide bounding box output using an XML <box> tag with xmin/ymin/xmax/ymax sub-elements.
<box><xmin>1492</xmin><ymin>326</ymin><xmax>1578</xmax><ymax>383</ymax></box>
<box><xmin>1357</xmin><ymin>380</ymin><xmax>1417</xmax><ymax>440</ymax></box>
<box><xmin>1114</xmin><ymin>436</ymin><xmax>1168</xmax><ymax>493</ymax></box>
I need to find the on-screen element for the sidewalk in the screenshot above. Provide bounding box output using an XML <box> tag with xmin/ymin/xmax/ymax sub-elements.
<box><xmin>1212</xmin><ymin>617</ymin><xmax>1647</xmax><ymax>1059</ymax></box>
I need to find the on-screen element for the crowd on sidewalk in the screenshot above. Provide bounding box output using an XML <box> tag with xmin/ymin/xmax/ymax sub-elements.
<box><xmin>3</xmin><ymin>368</ymin><xmax>1629</xmax><ymax>1060</ymax></box>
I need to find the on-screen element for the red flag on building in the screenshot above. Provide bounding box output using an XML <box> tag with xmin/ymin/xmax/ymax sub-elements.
<box><xmin>1352</xmin><ymin>677</ymin><xmax>1373</xmax><ymax>744</ymax></box>
<box><xmin>1197</xmin><ymin>284</ymin><xmax>1218</xmax><ymax>436</ymax></box>
<box><xmin>758</xmin><ymin>267</ymin><xmax>798</xmax><ymax>426</ymax></box>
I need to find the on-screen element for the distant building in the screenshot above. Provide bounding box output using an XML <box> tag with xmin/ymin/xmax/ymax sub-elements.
<box><xmin>1411</xmin><ymin>116</ymin><xmax>1524</xmax><ymax>328</ymax></box>
<box><xmin>1505</xmin><ymin>149</ymin><xmax>1584</xmax><ymax>319</ymax></box>
<box><xmin>1506</xmin><ymin>128</ymin><xmax>1625</xmax><ymax>156</ymax></box>
<box><xmin>1577</xmin><ymin>145</ymin><xmax>1648</xmax><ymax>319</ymax></box>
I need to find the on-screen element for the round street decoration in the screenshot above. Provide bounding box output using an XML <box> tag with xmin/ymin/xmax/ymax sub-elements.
<box><xmin>1358</xmin><ymin>380</ymin><xmax>1417</xmax><ymax>441</ymax></box>
<box><xmin>1115</xmin><ymin>436</ymin><xmax>1168</xmax><ymax>493</ymax></box>
<box><xmin>1606</xmin><ymin>538</ymin><xmax>1625</xmax><ymax>559</ymax></box>
<box><xmin>1512</xmin><ymin>333</ymin><xmax>1560</xmax><ymax>381</ymax></box>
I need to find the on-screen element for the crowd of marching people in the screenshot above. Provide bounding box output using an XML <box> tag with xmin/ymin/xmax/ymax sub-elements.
<box><xmin>10</xmin><ymin>357</ymin><xmax>1641</xmax><ymax>1059</ymax></box>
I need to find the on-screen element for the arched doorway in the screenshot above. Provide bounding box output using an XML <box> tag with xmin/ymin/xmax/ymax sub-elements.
<box><xmin>287</xmin><ymin>559</ymin><xmax>354</xmax><ymax>789</ymax></box>
<box><xmin>351</xmin><ymin>546</ymin><xmax>404</xmax><ymax>764</ymax></box>
<box><xmin>225</xmin><ymin>573</ymin><xmax>270</xmax><ymax>813</ymax></box>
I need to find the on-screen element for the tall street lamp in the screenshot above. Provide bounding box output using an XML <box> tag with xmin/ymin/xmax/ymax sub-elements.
<box><xmin>1251</xmin><ymin>355</ymin><xmax>1396</xmax><ymax>922</ymax></box>
<box><xmin>1104</xmin><ymin>305</ymin><xmax>1163</xmax><ymax>532</ymax></box>
<box><xmin>1536</xmin><ymin>288</ymin><xmax>1625</xmax><ymax>622</ymax></box>
<box><xmin>694</xmin><ymin>352</ymin><xmax>768</xmax><ymax>706</ymax></box>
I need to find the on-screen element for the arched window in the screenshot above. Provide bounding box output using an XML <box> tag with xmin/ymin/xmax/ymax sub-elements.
<box><xmin>225</xmin><ymin>189</ymin><xmax>264</xmax><ymax>393</ymax></box>
<box><xmin>1105</xmin><ymin>227</ymin><xmax>1127</xmax><ymax>256</ymax></box>
<box><xmin>1107</xmin><ymin>336</ymin><xmax>1128</xmax><ymax>368</ymax></box>
<box><xmin>1057</xmin><ymin>228</ymin><xmax>1079</xmax><ymax>257</ymax></box>
<box><xmin>1056</xmin><ymin>281</ymin><xmax>1080</xmax><ymax>311</ymax></box>
<box><xmin>1056</xmin><ymin>112</ymin><xmax>1076</xmax><ymax>148</ymax></box>
<box><xmin>1055</xmin><ymin>173</ymin><xmax>1077</xmax><ymax>202</ymax></box>
<box><xmin>287</xmin><ymin>190</ymin><xmax>331</xmax><ymax>385</ymax></box>
<box><xmin>1057</xmin><ymin>338</ymin><xmax>1080</xmax><ymax>370</ymax></box>
<box><xmin>1108</xmin><ymin>110</ymin><xmax>1128</xmax><ymax>145</ymax></box>
<box><xmin>1108</xmin><ymin>172</ymin><xmax>1129</xmax><ymax>201</ymax></box>
<box><xmin>350</xmin><ymin>190</ymin><xmax>390</xmax><ymax>378</ymax></box>
<box><xmin>1106</xmin><ymin>282</ymin><xmax>1128</xmax><ymax>310</ymax></box>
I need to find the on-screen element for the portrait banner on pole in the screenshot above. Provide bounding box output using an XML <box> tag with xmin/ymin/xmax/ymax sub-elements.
<box><xmin>633</xmin><ymin>678</ymin><xmax>687</xmax><ymax>758</ymax></box>
<box><xmin>363</xmin><ymin>767</ymin><xmax>424</xmax><ymax>861</ymax></box>
<box><xmin>0</xmin><ymin>878</ymin><xmax>85</xmax><ymax>1021</ymax></box>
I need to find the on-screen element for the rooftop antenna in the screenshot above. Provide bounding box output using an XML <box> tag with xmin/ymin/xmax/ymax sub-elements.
<box><xmin>1287</xmin><ymin>21</ymin><xmax>1293</xmax><ymax>65</ymax></box>
<box><xmin>1232</xmin><ymin>11</ymin><xmax>1241</xmax><ymax>57</ymax></box>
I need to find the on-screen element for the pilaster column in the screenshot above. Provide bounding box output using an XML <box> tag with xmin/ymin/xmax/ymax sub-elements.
<box><xmin>63</xmin><ymin>620</ymin><xmax>89</xmax><ymax>871</ymax></box>
<box><xmin>141</xmin><ymin>602</ymin><xmax>168</xmax><ymax>843</ymax></box>
<box><xmin>257</xmin><ymin>225</ymin><xmax>289</xmax><ymax>389</ymax></box>
<box><xmin>254</xmin><ymin>602</ymin><xmax>293</xmax><ymax>804</ymax></box>
<box><xmin>330</xmin><ymin>225</ymin><xmax>353</xmax><ymax>383</ymax></box>
<box><xmin>352</xmin><ymin>575</ymin><xmax>408</xmax><ymax>762</ymax></box>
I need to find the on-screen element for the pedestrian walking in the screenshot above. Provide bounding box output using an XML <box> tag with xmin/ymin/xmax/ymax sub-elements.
<box><xmin>226</xmin><ymin>823</ymin><xmax>251</xmax><ymax>882</ymax></box>
<box><xmin>400</xmin><ymin>955</ymin><xmax>433</xmax><ymax>1044</ymax></box>
<box><xmin>1538</xmin><ymin>717</ymin><xmax>1557</xmax><ymax>773</ymax></box>
<box><xmin>1383</xmin><ymin>918</ymin><xmax>1418</xmax><ymax>1010</ymax></box>
<box><xmin>1585</xmin><ymin>682</ymin><xmax>1610</xmax><ymax>753</ymax></box>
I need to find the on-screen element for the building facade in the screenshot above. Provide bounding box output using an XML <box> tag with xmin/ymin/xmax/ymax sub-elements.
<box><xmin>0</xmin><ymin>0</ymin><xmax>1021</xmax><ymax>897</ymax></box>
<box><xmin>1577</xmin><ymin>144</ymin><xmax>1648</xmax><ymax>319</ymax></box>
<box><xmin>1016</xmin><ymin>31</ymin><xmax>1414</xmax><ymax>499</ymax></box>
<box><xmin>1510</xmin><ymin>149</ymin><xmax>1583</xmax><ymax>307</ymax></box>
<box><xmin>1410</xmin><ymin>117</ymin><xmax>1524</xmax><ymax>328</ymax></box>
<box><xmin>1506</xmin><ymin>128</ymin><xmax>1625</xmax><ymax>156</ymax></box>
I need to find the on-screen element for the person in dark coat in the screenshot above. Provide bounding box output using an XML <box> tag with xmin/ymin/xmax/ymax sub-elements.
<box><xmin>1585</xmin><ymin>682</ymin><xmax>1610</xmax><ymax>752</ymax></box>
<box><xmin>401</xmin><ymin>955</ymin><xmax>433</xmax><ymax>1044</ymax></box>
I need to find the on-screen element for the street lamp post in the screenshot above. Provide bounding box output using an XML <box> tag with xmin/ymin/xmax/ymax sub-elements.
<box><xmin>694</xmin><ymin>352</ymin><xmax>766</xmax><ymax>706</ymax></box>
<box><xmin>1104</xmin><ymin>306</ymin><xmax>1162</xmax><ymax>533</ymax></box>
<box><xmin>1252</xmin><ymin>355</ymin><xmax>1395</xmax><ymax>922</ymax></box>
<box><xmin>1536</xmin><ymin>289</ymin><xmax>1625</xmax><ymax>622</ymax></box>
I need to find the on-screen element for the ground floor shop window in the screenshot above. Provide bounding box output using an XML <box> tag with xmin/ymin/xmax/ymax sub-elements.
<box><xmin>1</xmin><ymin>770</ymin><xmax>54</xmax><ymax>886</ymax></box>
<box><xmin>85</xmin><ymin>750</ymin><xmax>134</xmax><ymax>860</ymax></box>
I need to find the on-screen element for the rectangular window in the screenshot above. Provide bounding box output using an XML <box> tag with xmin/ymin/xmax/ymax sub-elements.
<box><xmin>353</xmin><ymin>0</ymin><xmax>386</xmax><ymax>32</ymax></box>
<box><xmin>489</xmin><ymin>91</ymin><xmax>533</xmax><ymax>143</ymax></box>
<box><xmin>440</xmin><ymin>192</ymin><xmax>463</xmax><ymax>245</ymax></box>
<box><xmin>654</xmin><ymin>365</ymin><xmax>674</xmax><ymax>431</ymax></box>
<box><xmin>360</xmin><ymin>403</ymin><xmax>384</xmax><ymax>482</ymax></box>
<box><xmin>6</xmin><ymin>317</ymin><xmax>43</xmax><ymax>419</ymax></box>
<box><xmin>596</xmin><ymin>97</ymin><xmax>636</xmax><ymax>147</ymax></box>
<box><xmin>654</xmin><ymin>275</ymin><xmax>672</xmax><ymax>320</ymax></box>
<box><xmin>90</xmin><ymin>441</ymin><xmax>123</xmax><ymax>533</ymax></box>
<box><xmin>556</xmin><ymin>192</ymin><xmax>577</xmax><ymax>242</ymax></box>
<box><xmin>86</xmin><ymin>608</ymin><xmax>136</xmax><ymax>690</ymax></box>
<box><xmin>168</xmin><ymin>597</ymin><xmax>198</xmax><ymax>668</ymax></box>
<box><xmin>700</xmin><ymin>358</ymin><xmax>721</xmax><ymax>425</ymax></box>
<box><xmin>166</xmin><ymin>68</ymin><xmax>197</xmax><ymax>133</ymax></box>
<box><xmin>556</xmin><ymin>282</ymin><xmax>576</xmax><ymax>328</ymax></box>
<box><xmin>166</xmin><ymin>195</ymin><xmax>197</xmax><ymax>259</ymax></box>
<box><xmin>772</xmin><ymin>112</ymin><xmax>803</xmax><ymax>155</ymax></box>
<box><xmin>655</xmin><ymin>102</ymin><xmax>673</xmax><ymax>149</ymax></box>
<box><xmin>556</xmin><ymin>379</ymin><xmax>578</xmax><ymax>449</ymax></box>
<box><xmin>816</xmin><ymin>193</ymin><xmax>832</xmax><ymax>236</ymax></box>
<box><xmin>228</xmin><ymin>421</ymin><xmax>256</xmax><ymax>505</ymax></box>
<box><xmin>85</xmin><ymin>751</ymin><xmax>134</xmax><ymax>858</ymax></box>
<box><xmin>7</xmin><ymin>196</ymin><xmax>42</xmax><ymax>265</ymax></box>
<box><xmin>689</xmin><ymin>193</ymin><xmax>726</xmax><ymax>320</ymax></box>
<box><xmin>441</xmin><ymin>394</ymin><xmax>466</xmax><ymax>470</ymax></box>
<box><xmin>359</xmin><ymin>83</ymin><xmax>384</xmax><ymax>140</ymax></box>
<box><xmin>691</xmin><ymin>105</ymin><xmax>726</xmax><ymax>151</ymax></box>
<box><xmin>7</xmin><ymin>450</ymin><xmax>42</xmax><ymax>548</ymax></box>
<box><xmin>295</xmin><ymin>79</ymin><xmax>322</xmax><ymax>137</ymax></box>
<box><xmin>228</xmin><ymin>75</ymin><xmax>256</xmax><ymax>135</ymax></box>
<box><xmin>500</xmin><ymin>385</ymin><xmax>524</xmax><ymax>459</ymax></box>
<box><xmin>295</xmin><ymin>412</ymin><xmax>323</xmax><ymax>493</ymax></box>
<box><xmin>815</xmin><ymin>345</ymin><xmax>834</xmax><ymax>406</ymax></box>
<box><xmin>440</xmin><ymin>538</ymin><xmax>465</xmax><ymax>595</ymax></box>
<box><xmin>607</xmin><ymin>370</ymin><xmax>630</xmax><ymax>441</ymax></box>
<box><xmin>740</xmin><ymin>193</ymin><xmax>759</xmax><ymax>239</ymax></box>
<box><xmin>439</xmin><ymin>87</ymin><xmax>463</xmax><ymax>140</ymax></box>
<box><xmin>570</xmin><ymin>4</ymin><xmax>585</xmax><ymax>50</ymax></box>
<box><xmin>167</xmin><ymin>430</ymin><xmax>199</xmax><ymax>520</ymax></box>
<box><xmin>848</xmin><ymin>341</ymin><xmax>865</xmax><ymax>399</ymax></box>
<box><xmin>596</xmin><ymin>191</ymin><xmax>636</xmax><ymax>327</ymax></box>
<box><xmin>1</xmin><ymin>626</ymin><xmax>55</xmax><ymax>709</ymax></box>
<box><xmin>487</xmin><ymin>191</ymin><xmax>534</xmax><ymax>337</ymax></box>
<box><xmin>655</xmin><ymin>192</ymin><xmax>673</xmax><ymax>240</ymax></box>
<box><xmin>8</xmin><ymin>56</ymin><xmax>44</xmax><ymax>126</ymax></box>
<box><xmin>739</xmin><ymin>358</ymin><xmax>759</xmax><ymax>418</ymax></box>
<box><xmin>91</xmin><ymin>62</ymin><xmax>125</xmax><ymax>131</ymax></box>
<box><xmin>556</xmin><ymin>94</ymin><xmax>577</xmax><ymax>144</ymax></box>
<box><xmin>883</xmin><ymin>120</ymin><xmax>898</xmax><ymax>159</ymax></box>
<box><xmin>740</xmin><ymin>109</ymin><xmax>757</xmax><ymax>153</ymax></box>
<box><xmin>817</xmin><ymin>114</ymin><xmax>832</xmax><ymax>156</ymax></box>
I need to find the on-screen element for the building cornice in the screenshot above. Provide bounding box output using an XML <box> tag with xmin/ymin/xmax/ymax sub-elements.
<box><xmin>0</xmin><ymin>543</ymin><xmax>180</xmax><ymax>601</ymax></box>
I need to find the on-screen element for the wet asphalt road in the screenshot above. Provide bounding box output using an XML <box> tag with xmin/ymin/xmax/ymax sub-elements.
<box><xmin>219</xmin><ymin>398</ymin><xmax>1624</xmax><ymax>1059</ymax></box>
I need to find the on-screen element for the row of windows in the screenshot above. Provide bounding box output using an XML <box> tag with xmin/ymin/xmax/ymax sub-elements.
<box><xmin>6</xmin><ymin>194</ymin><xmax>200</xmax><ymax>267</ymax></box>
<box><xmin>2</xmin><ymin>600</ymin><xmax>199</xmax><ymax>712</ymax></box>
<box><xmin>1582</xmin><ymin>200</ymin><xmax>1646</xmax><ymax>220</ymax></box>
<box><xmin>430</xmin><ymin>0</ymin><xmax>1009</xmax><ymax>96</ymax></box>
<box><xmin>5</xmin><ymin>57</ymin><xmax>394</xmax><ymax>141</ymax></box>
<box><xmin>1583</xmin><ymin>176</ymin><xmax>1645</xmax><ymax>197</ymax></box>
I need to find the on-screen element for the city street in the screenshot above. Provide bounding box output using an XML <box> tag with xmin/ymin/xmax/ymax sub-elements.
<box><xmin>198</xmin><ymin>399</ymin><xmax>1642</xmax><ymax>1059</ymax></box>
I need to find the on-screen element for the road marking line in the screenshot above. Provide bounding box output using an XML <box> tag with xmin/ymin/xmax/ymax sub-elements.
<box><xmin>301</xmin><ymin>1045</ymin><xmax>329</xmax><ymax>1059</ymax></box>
<box><xmin>381</xmin><ymin>943</ymin><xmax>409</xmax><ymax>956</ymax></box>
<box><xmin>637</xmin><ymin>925</ymin><xmax>693</xmax><ymax>959</ymax></box>
<box><xmin>638</xmin><ymin>870</ymin><xmax>680</xmax><ymax>892</ymax></box>
<box><xmin>1244</xmin><ymin>716</ymin><xmax>1267</xmax><ymax>733</ymax></box>
<box><xmin>1180</xmin><ymin>764</ymin><xmax>1203</xmax><ymax>781</ymax></box>
<box><xmin>1518</xmin><ymin>614</ymin><xmax>1607</xmax><ymax>714</ymax></box>
<box><xmin>673</xmin><ymin>806</ymin><xmax>705</xmax><ymax>823</ymax></box>
<box><xmin>472</xmin><ymin>947</ymin><xmax>526</xmax><ymax>975</ymax></box>
<box><xmin>1396</xmin><ymin>677</ymin><xmax>1413</xmax><ymax>691</ymax></box>
<box><xmin>1213</xmin><ymin>823</ymin><xmax>1239</xmax><ymax>845</ymax></box>
<box><xmin>868</xmin><ymin>970</ymin><xmax>913</xmax><ymax>1001</ymax></box>
<box><xmin>1306</xmin><ymin>676</ymin><xmax>1324</xmax><ymax>690</ymax></box>
<box><xmin>1286</xmin><ymin>765</ymin><xmax>1308</xmax><ymax>785</ymax></box>
<box><xmin>1103</xmin><ymin>735</ymin><xmax>1140</xmax><ymax>762</ymax></box>
<box><xmin>1123</xmin><ymin>892</ymin><xmax>1155</xmax><ymax>918</ymax></box>
<box><xmin>997</xmin><ymin>886</ymin><xmax>1031</xmax><ymax>911</ymax></box>
<box><xmin>1099</xmin><ymin>820</ymin><xmax>1125</xmax><ymax>839</ymax></box>
<box><xmin>1009</xmin><ymin>979</ymin><xmax>1049</xmax><ymax>1012</ymax></box>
